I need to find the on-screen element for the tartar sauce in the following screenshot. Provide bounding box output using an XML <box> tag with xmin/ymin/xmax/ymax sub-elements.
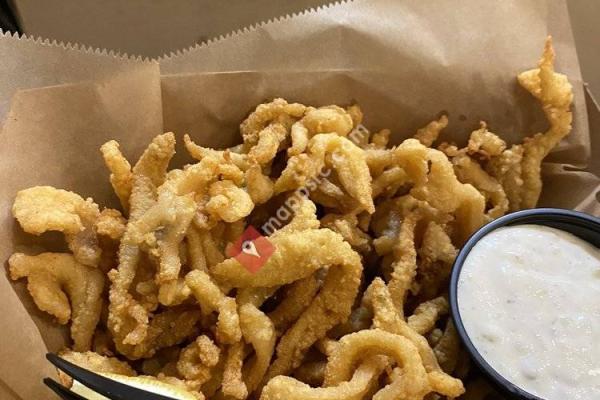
<box><xmin>458</xmin><ymin>224</ymin><xmax>600</xmax><ymax>400</ymax></box>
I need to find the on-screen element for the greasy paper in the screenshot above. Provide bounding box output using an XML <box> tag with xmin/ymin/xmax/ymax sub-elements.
<box><xmin>0</xmin><ymin>0</ymin><xmax>598</xmax><ymax>399</ymax></box>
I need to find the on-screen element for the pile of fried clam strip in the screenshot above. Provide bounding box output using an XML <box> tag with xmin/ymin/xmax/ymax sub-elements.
<box><xmin>9</xmin><ymin>38</ymin><xmax>572</xmax><ymax>400</ymax></box>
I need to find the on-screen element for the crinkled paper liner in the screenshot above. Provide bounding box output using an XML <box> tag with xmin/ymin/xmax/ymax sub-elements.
<box><xmin>0</xmin><ymin>0</ymin><xmax>598</xmax><ymax>398</ymax></box>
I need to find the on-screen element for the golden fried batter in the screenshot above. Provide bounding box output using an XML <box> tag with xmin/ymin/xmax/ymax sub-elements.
<box><xmin>13</xmin><ymin>186</ymin><xmax>102</xmax><ymax>266</ymax></box>
<box><xmin>413</xmin><ymin>115</ymin><xmax>448</xmax><ymax>147</ymax></box>
<box><xmin>100</xmin><ymin>140</ymin><xmax>133</xmax><ymax>211</ymax></box>
<box><xmin>9</xmin><ymin>253</ymin><xmax>104</xmax><ymax>351</ymax></box>
<box><xmin>517</xmin><ymin>37</ymin><xmax>573</xmax><ymax>209</ymax></box>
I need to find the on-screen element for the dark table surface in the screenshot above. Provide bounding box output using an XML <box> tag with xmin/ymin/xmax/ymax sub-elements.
<box><xmin>0</xmin><ymin>0</ymin><xmax>19</xmax><ymax>34</ymax></box>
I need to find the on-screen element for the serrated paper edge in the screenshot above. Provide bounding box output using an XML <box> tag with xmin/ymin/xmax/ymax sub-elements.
<box><xmin>0</xmin><ymin>29</ymin><xmax>154</xmax><ymax>63</ymax></box>
<box><xmin>156</xmin><ymin>0</ymin><xmax>351</xmax><ymax>61</ymax></box>
<box><xmin>1</xmin><ymin>1</ymin><xmax>350</xmax><ymax>63</ymax></box>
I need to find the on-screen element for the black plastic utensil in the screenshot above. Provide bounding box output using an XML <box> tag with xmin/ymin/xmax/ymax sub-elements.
<box><xmin>45</xmin><ymin>353</ymin><xmax>179</xmax><ymax>400</ymax></box>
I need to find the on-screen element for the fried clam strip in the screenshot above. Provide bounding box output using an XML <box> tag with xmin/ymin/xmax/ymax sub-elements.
<box><xmin>348</xmin><ymin>122</ymin><xmax>371</xmax><ymax>149</ymax></box>
<box><xmin>451</xmin><ymin>153</ymin><xmax>508</xmax><ymax>220</ymax></box>
<box><xmin>369</xmin><ymin>129</ymin><xmax>390</xmax><ymax>150</ymax></box>
<box><xmin>267</xmin><ymin>275</ymin><xmax>321</xmax><ymax>335</ymax></box>
<box><xmin>288</xmin><ymin>105</ymin><xmax>354</xmax><ymax>156</ymax></box>
<box><xmin>126</xmin><ymin>151</ymin><xmax>249</xmax><ymax>304</ymax></box>
<box><xmin>427</xmin><ymin>328</ymin><xmax>444</xmax><ymax>347</ymax></box>
<box><xmin>311</xmin><ymin>134</ymin><xmax>374</xmax><ymax>214</ymax></box>
<box><xmin>313</xmin><ymin>176</ymin><xmax>360</xmax><ymax>212</ymax></box>
<box><xmin>186</xmin><ymin>224</ymin><xmax>208</xmax><ymax>273</ymax></box>
<box><xmin>221</xmin><ymin>341</ymin><xmax>248</xmax><ymax>399</ymax></box>
<box><xmin>185</xmin><ymin>270</ymin><xmax>242</xmax><ymax>344</ymax></box>
<box><xmin>187</xmin><ymin>224</ymin><xmax>226</xmax><ymax>271</ymax></box>
<box><xmin>365</xmin><ymin>148</ymin><xmax>395</xmax><ymax>178</ymax></box>
<box><xmin>260</xmin><ymin>356</ymin><xmax>387</xmax><ymax>400</ymax></box>
<box><xmin>346</xmin><ymin>104</ymin><xmax>364</xmax><ymax>127</ymax></box>
<box><xmin>407</xmin><ymin>297</ymin><xmax>449</xmax><ymax>336</ymax></box>
<box><xmin>517</xmin><ymin>37</ymin><xmax>573</xmax><ymax>209</ymax></box>
<box><xmin>387</xmin><ymin>210</ymin><xmax>421</xmax><ymax>316</ymax></box>
<box><xmin>95</xmin><ymin>208</ymin><xmax>127</xmax><ymax>240</ymax></box>
<box><xmin>100</xmin><ymin>140</ymin><xmax>133</xmax><ymax>211</ymax></box>
<box><xmin>176</xmin><ymin>335</ymin><xmax>220</xmax><ymax>386</ymax></box>
<box><xmin>248</xmin><ymin>122</ymin><xmax>288</xmax><ymax>166</ymax></box>
<box><xmin>237</xmin><ymin>286</ymin><xmax>279</xmax><ymax>308</ymax></box>
<box><xmin>125</xmin><ymin>181</ymin><xmax>194</xmax><ymax>288</ymax></box>
<box><xmin>153</xmin><ymin>155</ymin><xmax>246</xmax><ymax>227</ymax></box>
<box><xmin>184</xmin><ymin>134</ymin><xmax>250</xmax><ymax>171</ymax></box>
<box><xmin>278</xmin><ymin>194</ymin><xmax>321</xmax><ymax>233</ymax></box>
<box><xmin>487</xmin><ymin>145</ymin><xmax>524</xmax><ymax>212</ymax></box>
<box><xmin>367</xmin><ymin>278</ymin><xmax>463</xmax><ymax>397</ymax></box>
<box><xmin>212</xmin><ymin>228</ymin><xmax>362</xmax><ymax>381</ymax></box>
<box><xmin>13</xmin><ymin>186</ymin><xmax>102</xmax><ymax>267</ymax></box>
<box><xmin>328</xmin><ymin>304</ymin><xmax>374</xmax><ymax>339</ymax></box>
<box><xmin>437</xmin><ymin>123</ymin><xmax>505</xmax><ymax>160</ymax></box>
<box><xmin>154</xmin><ymin>196</ymin><xmax>196</xmax><ymax>304</ymax></box>
<box><xmin>371</xmin><ymin>196</ymin><xmax>450</xmax><ymax>289</ymax></box>
<box><xmin>371</xmin><ymin>195</ymin><xmax>442</xmax><ymax>247</ymax></box>
<box><xmin>316</xmin><ymin>338</ymin><xmax>340</xmax><ymax>358</ymax></box>
<box><xmin>240</xmin><ymin>98</ymin><xmax>306</xmax><ymax>149</ymax></box>
<box><xmin>323</xmin><ymin>329</ymin><xmax>430</xmax><ymax>400</ymax></box>
<box><xmin>108</xmin><ymin>133</ymin><xmax>175</xmax><ymax>352</ymax></box>
<box><xmin>159</xmin><ymin>278</ymin><xmax>193</xmax><ymax>307</ymax></box>
<box><xmin>245</xmin><ymin>163</ymin><xmax>274</xmax><ymax>205</ymax></box>
<box><xmin>221</xmin><ymin>219</ymin><xmax>246</xmax><ymax>246</ymax></box>
<box><xmin>416</xmin><ymin>222</ymin><xmax>457</xmax><ymax>300</ymax></box>
<box><xmin>119</xmin><ymin>308</ymin><xmax>201</xmax><ymax>360</ymax></box>
<box><xmin>467</xmin><ymin>122</ymin><xmax>506</xmax><ymax>159</ymax></box>
<box><xmin>200</xmin><ymin>355</ymin><xmax>226</xmax><ymax>399</ymax></box>
<box><xmin>133</xmin><ymin>133</ymin><xmax>179</xmax><ymax>187</ymax></box>
<box><xmin>206</xmin><ymin>180</ymin><xmax>254</xmax><ymax>223</ymax></box>
<box><xmin>371</xmin><ymin>166</ymin><xmax>409</xmax><ymax>199</ymax></box>
<box><xmin>259</xmin><ymin>192</ymin><xmax>320</xmax><ymax>242</ymax></box>
<box><xmin>413</xmin><ymin>115</ymin><xmax>449</xmax><ymax>147</ymax></box>
<box><xmin>265</xmin><ymin>248</ymin><xmax>362</xmax><ymax>383</ymax></box>
<box><xmin>131</xmin><ymin>258</ymin><xmax>160</xmax><ymax>313</ymax></box>
<box><xmin>320</xmin><ymin>213</ymin><xmax>371</xmax><ymax>254</ymax></box>
<box><xmin>393</xmin><ymin>139</ymin><xmax>486</xmax><ymax>243</ymax></box>
<box><xmin>433</xmin><ymin>320</ymin><xmax>460</xmax><ymax>374</ymax></box>
<box><xmin>271</xmin><ymin>152</ymin><xmax>319</xmax><ymax>193</ymax></box>
<box><xmin>275</xmin><ymin>133</ymin><xmax>374</xmax><ymax>213</ymax></box>
<box><xmin>95</xmin><ymin>208</ymin><xmax>127</xmax><ymax>273</ymax></box>
<box><xmin>9</xmin><ymin>253</ymin><xmax>104</xmax><ymax>351</ymax></box>
<box><xmin>239</xmin><ymin>303</ymin><xmax>276</xmax><ymax>394</ymax></box>
<box><xmin>420</xmin><ymin>222</ymin><xmax>456</xmax><ymax>266</ymax></box>
<box><xmin>212</xmin><ymin>229</ymin><xmax>357</xmax><ymax>288</ymax></box>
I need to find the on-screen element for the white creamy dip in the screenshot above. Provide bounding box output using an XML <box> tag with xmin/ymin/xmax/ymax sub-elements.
<box><xmin>458</xmin><ymin>224</ymin><xmax>600</xmax><ymax>400</ymax></box>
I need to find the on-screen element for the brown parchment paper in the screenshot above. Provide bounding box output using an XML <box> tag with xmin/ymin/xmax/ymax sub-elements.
<box><xmin>0</xmin><ymin>30</ymin><xmax>157</xmax><ymax>125</ymax></box>
<box><xmin>0</xmin><ymin>44</ymin><xmax>162</xmax><ymax>399</ymax></box>
<box><xmin>0</xmin><ymin>0</ymin><xmax>598</xmax><ymax>398</ymax></box>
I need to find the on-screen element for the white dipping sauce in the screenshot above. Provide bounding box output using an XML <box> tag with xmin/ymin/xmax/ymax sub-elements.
<box><xmin>458</xmin><ymin>224</ymin><xmax>600</xmax><ymax>400</ymax></box>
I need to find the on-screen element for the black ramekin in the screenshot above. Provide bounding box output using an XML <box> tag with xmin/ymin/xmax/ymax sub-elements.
<box><xmin>449</xmin><ymin>208</ymin><xmax>600</xmax><ymax>400</ymax></box>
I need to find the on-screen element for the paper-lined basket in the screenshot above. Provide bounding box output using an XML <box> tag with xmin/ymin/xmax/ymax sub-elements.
<box><xmin>1</xmin><ymin>0</ymin><xmax>598</xmax><ymax>398</ymax></box>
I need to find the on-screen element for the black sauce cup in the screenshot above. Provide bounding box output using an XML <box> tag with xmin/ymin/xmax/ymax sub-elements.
<box><xmin>449</xmin><ymin>208</ymin><xmax>600</xmax><ymax>400</ymax></box>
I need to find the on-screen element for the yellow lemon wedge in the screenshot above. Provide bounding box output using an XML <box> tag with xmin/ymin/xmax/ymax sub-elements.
<box><xmin>70</xmin><ymin>373</ymin><xmax>197</xmax><ymax>400</ymax></box>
